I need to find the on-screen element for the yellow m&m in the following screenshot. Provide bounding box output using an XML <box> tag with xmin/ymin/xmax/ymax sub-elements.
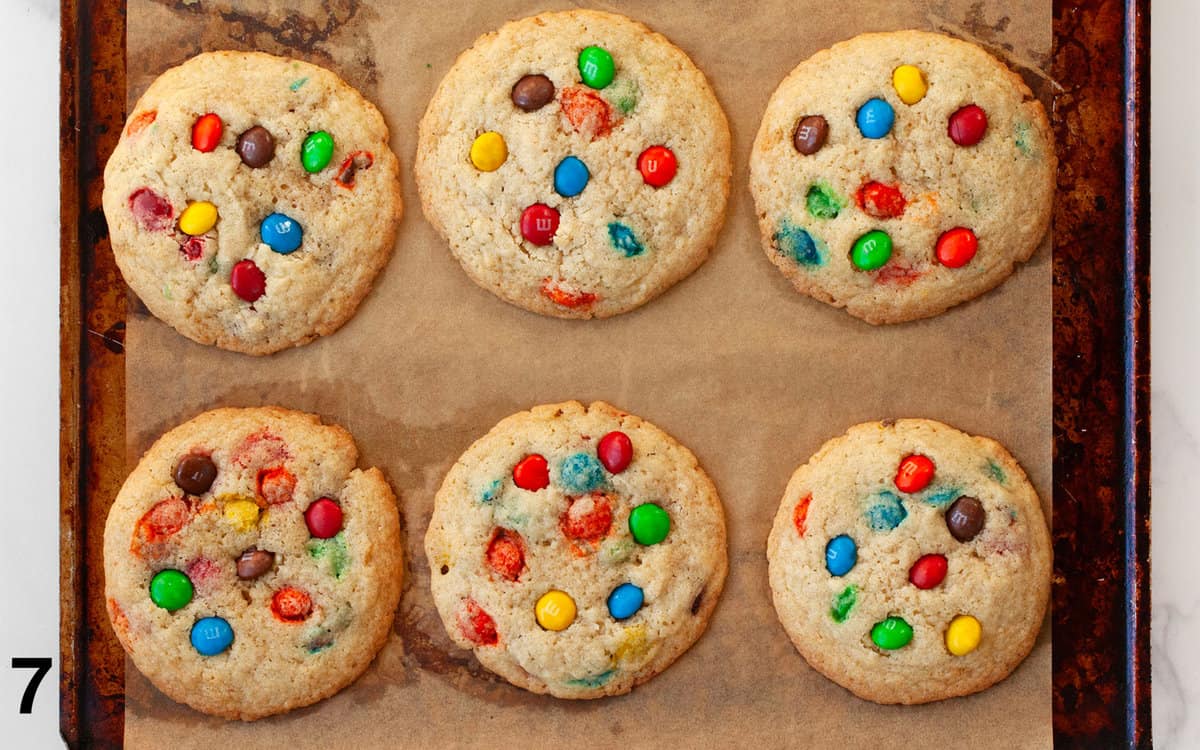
<box><xmin>945</xmin><ymin>614</ymin><xmax>982</xmax><ymax>656</ymax></box>
<box><xmin>179</xmin><ymin>200</ymin><xmax>218</xmax><ymax>236</ymax></box>
<box><xmin>535</xmin><ymin>589</ymin><xmax>576</xmax><ymax>631</ymax></box>
<box><xmin>892</xmin><ymin>65</ymin><xmax>928</xmax><ymax>105</ymax></box>
<box><xmin>223</xmin><ymin>497</ymin><xmax>261</xmax><ymax>532</ymax></box>
<box><xmin>469</xmin><ymin>131</ymin><xmax>508</xmax><ymax>172</ymax></box>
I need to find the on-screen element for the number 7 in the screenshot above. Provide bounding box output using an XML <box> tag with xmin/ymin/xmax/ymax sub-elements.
<box><xmin>12</xmin><ymin>657</ymin><xmax>51</xmax><ymax>714</ymax></box>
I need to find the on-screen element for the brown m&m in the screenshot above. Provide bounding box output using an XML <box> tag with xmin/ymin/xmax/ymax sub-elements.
<box><xmin>512</xmin><ymin>74</ymin><xmax>556</xmax><ymax>112</ymax></box>
<box><xmin>236</xmin><ymin>548</ymin><xmax>275</xmax><ymax>580</ymax></box>
<box><xmin>946</xmin><ymin>496</ymin><xmax>986</xmax><ymax>541</ymax></box>
<box><xmin>174</xmin><ymin>453</ymin><xmax>217</xmax><ymax>495</ymax></box>
<box><xmin>793</xmin><ymin>115</ymin><xmax>828</xmax><ymax>155</ymax></box>
<box><xmin>235</xmin><ymin>126</ymin><xmax>275</xmax><ymax>168</ymax></box>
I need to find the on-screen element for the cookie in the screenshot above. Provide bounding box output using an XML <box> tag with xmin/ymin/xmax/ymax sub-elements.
<box><xmin>766</xmin><ymin>419</ymin><xmax>1051</xmax><ymax>704</ymax></box>
<box><xmin>425</xmin><ymin>401</ymin><xmax>727</xmax><ymax>698</ymax></box>
<box><xmin>416</xmin><ymin>10</ymin><xmax>731</xmax><ymax>319</ymax></box>
<box><xmin>103</xmin><ymin>407</ymin><xmax>403</xmax><ymax>720</ymax></box>
<box><xmin>102</xmin><ymin>51</ymin><xmax>402</xmax><ymax>355</ymax></box>
<box><xmin>749</xmin><ymin>31</ymin><xmax>1054</xmax><ymax>324</ymax></box>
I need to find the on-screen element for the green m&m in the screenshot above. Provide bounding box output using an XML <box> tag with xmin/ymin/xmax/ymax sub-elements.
<box><xmin>629</xmin><ymin>503</ymin><xmax>670</xmax><ymax>545</ymax></box>
<box><xmin>149</xmin><ymin>569</ymin><xmax>194</xmax><ymax>611</ymax></box>
<box><xmin>578</xmin><ymin>46</ymin><xmax>615</xmax><ymax>89</ymax></box>
<box><xmin>301</xmin><ymin>130</ymin><xmax>334</xmax><ymax>173</ymax></box>
<box><xmin>851</xmin><ymin>230</ymin><xmax>893</xmax><ymax>271</ymax></box>
<box><xmin>870</xmin><ymin>616</ymin><xmax>913</xmax><ymax>650</ymax></box>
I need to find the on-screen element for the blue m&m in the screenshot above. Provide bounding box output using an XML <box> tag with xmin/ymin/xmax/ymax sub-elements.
<box><xmin>825</xmin><ymin>534</ymin><xmax>858</xmax><ymax>576</ymax></box>
<box><xmin>607</xmin><ymin>583</ymin><xmax>644</xmax><ymax>620</ymax></box>
<box><xmin>190</xmin><ymin>616</ymin><xmax>234</xmax><ymax>656</ymax></box>
<box><xmin>554</xmin><ymin>156</ymin><xmax>590</xmax><ymax>197</ymax></box>
<box><xmin>260</xmin><ymin>212</ymin><xmax>303</xmax><ymax>254</ymax></box>
<box><xmin>856</xmin><ymin>98</ymin><xmax>895</xmax><ymax>139</ymax></box>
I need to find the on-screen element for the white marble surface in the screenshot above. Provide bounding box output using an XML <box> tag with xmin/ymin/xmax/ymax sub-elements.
<box><xmin>0</xmin><ymin>0</ymin><xmax>1195</xmax><ymax>746</ymax></box>
<box><xmin>1150</xmin><ymin>1</ymin><xmax>1200</xmax><ymax>747</ymax></box>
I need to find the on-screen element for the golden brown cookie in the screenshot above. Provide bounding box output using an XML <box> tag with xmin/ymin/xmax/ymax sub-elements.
<box><xmin>103</xmin><ymin>407</ymin><xmax>403</xmax><ymax>720</ymax></box>
<box><xmin>750</xmin><ymin>31</ymin><xmax>1053</xmax><ymax>324</ymax></box>
<box><xmin>102</xmin><ymin>51</ymin><xmax>402</xmax><ymax>354</ymax></box>
<box><xmin>766</xmin><ymin>419</ymin><xmax>1050</xmax><ymax>704</ymax></box>
<box><xmin>425</xmin><ymin>401</ymin><xmax>727</xmax><ymax>698</ymax></box>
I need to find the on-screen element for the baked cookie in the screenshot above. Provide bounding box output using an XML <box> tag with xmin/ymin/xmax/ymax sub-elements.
<box><xmin>102</xmin><ymin>51</ymin><xmax>402</xmax><ymax>355</ymax></box>
<box><xmin>103</xmin><ymin>407</ymin><xmax>403</xmax><ymax>720</ymax></box>
<box><xmin>416</xmin><ymin>10</ymin><xmax>731</xmax><ymax>319</ymax></box>
<box><xmin>766</xmin><ymin>419</ymin><xmax>1050</xmax><ymax>704</ymax></box>
<box><xmin>749</xmin><ymin>31</ymin><xmax>1054</xmax><ymax>324</ymax></box>
<box><xmin>425</xmin><ymin>401</ymin><xmax>727</xmax><ymax>698</ymax></box>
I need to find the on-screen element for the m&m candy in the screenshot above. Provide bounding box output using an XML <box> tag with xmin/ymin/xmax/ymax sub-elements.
<box><xmin>302</xmin><ymin>130</ymin><xmax>335</xmax><ymax>172</ymax></box>
<box><xmin>230</xmin><ymin>259</ymin><xmax>266</xmax><ymax>302</ymax></box>
<box><xmin>856</xmin><ymin>98</ymin><xmax>894</xmax><ymax>139</ymax></box>
<box><xmin>260</xmin><ymin>212</ymin><xmax>303</xmax><ymax>254</ymax></box>
<box><xmin>607</xmin><ymin>583</ymin><xmax>644</xmax><ymax>620</ymax></box>
<box><xmin>469</xmin><ymin>131</ymin><xmax>507</xmax><ymax>172</ymax></box>
<box><xmin>520</xmin><ymin>203</ymin><xmax>560</xmax><ymax>245</ymax></box>
<box><xmin>191</xmin><ymin>113</ymin><xmax>223</xmax><ymax>152</ymax></box>
<box><xmin>535</xmin><ymin>590</ymin><xmax>577</xmax><ymax>631</ymax></box>
<box><xmin>637</xmin><ymin>145</ymin><xmax>677</xmax><ymax>188</ymax></box>
<box><xmin>512</xmin><ymin>74</ymin><xmax>555</xmax><ymax>112</ymax></box>
<box><xmin>793</xmin><ymin>115</ymin><xmax>829</xmax><ymax>155</ymax></box>
<box><xmin>891</xmin><ymin>65</ymin><xmax>927</xmax><ymax>105</ymax></box>
<box><xmin>945</xmin><ymin>496</ymin><xmax>986</xmax><ymax>542</ymax></box>
<box><xmin>149</xmin><ymin>569</ymin><xmax>194</xmax><ymax>611</ymax></box>
<box><xmin>936</xmin><ymin>227</ymin><xmax>979</xmax><ymax>268</ymax></box>
<box><xmin>945</xmin><ymin>614</ymin><xmax>982</xmax><ymax>655</ymax></box>
<box><xmin>894</xmin><ymin>454</ymin><xmax>935</xmax><ymax>493</ymax></box>
<box><xmin>179</xmin><ymin>201</ymin><xmax>218</xmax><ymax>236</ymax></box>
<box><xmin>578</xmin><ymin>45</ymin><xmax>615</xmax><ymax>89</ymax></box>
<box><xmin>596</xmin><ymin>431</ymin><xmax>632</xmax><ymax>473</ymax></box>
<box><xmin>908</xmin><ymin>553</ymin><xmax>948</xmax><ymax>589</ymax></box>
<box><xmin>554</xmin><ymin>156</ymin><xmax>590</xmax><ymax>197</ymax></box>
<box><xmin>223</xmin><ymin>498</ymin><xmax>260</xmax><ymax>532</ymax></box>
<box><xmin>173</xmin><ymin>453</ymin><xmax>217</xmax><ymax>495</ymax></box>
<box><xmin>825</xmin><ymin>534</ymin><xmax>857</xmax><ymax>576</ymax></box>
<box><xmin>851</xmin><ymin>230</ymin><xmax>893</xmax><ymax>270</ymax></box>
<box><xmin>948</xmin><ymin>105</ymin><xmax>988</xmax><ymax>146</ymax></box>
<box><xmin>512</xmin><ymin>454</ymin><xmax>550</xmax><ymax>491</ymax></box>
<box><xmin>305</xmin><ymin>497</ymin><xmax>343</xmax><ymax>539</ymax></box>
<box><xmin>190</xmin><ymin>616</ymin><xmax>234</xmax><ymax>656</ymax></box>
<box><xmin>236</xmin><ymin>126</ymin><xmax>275</xmax><ymax>167</ymax></box>
<box><xmin>629</xmin><ymin>503</ymin><xmax>670</xmax><ymax>545</ymax></box>
<box><xmin>486</xmin><ymin>528</ymin><xmax>527</xmax><ymax>581</ymax></box>
<box><xmin>270</xmin><ymin>587</ymin><xmax>314</xmax><ymax>623</ymax></box>
<box><xmin>871</xmin><ymin>616</ymin><xmax>913</xmax><ymax>650</ymax></box>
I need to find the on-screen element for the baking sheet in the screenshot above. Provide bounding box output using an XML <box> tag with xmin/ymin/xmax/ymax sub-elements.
<box><xmin>121</xmin><ymin>0</ymin><xmax>1052</xmax><ymax>746</ymax></box>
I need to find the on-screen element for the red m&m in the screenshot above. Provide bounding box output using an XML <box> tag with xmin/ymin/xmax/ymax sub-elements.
<box><xmin>895</xmin><ymin>454</ymin><xmax>935</xmax><ymax>493</ymax></box>
<box><xmin>948</xmin><ymin>104</ymin><xmax>988</xmax><ymax>146</ymax></box>
<box><xmin>230</xmin><ymin>259</ymin><xmax>266</xmax><ymax>302</ymax></box>
<box><xmin>192</xmin><ymin>113</ymin><xmax>223</xmax><ymax>152</ymax></box>
<box><xmin>304</xmin><ymin>497</ymin><xmax>343</xmax><ymax>539</ymax></box>
<box><xmin>597</xmin><ymin>431</ymin><xmax>632</xmax><ymax>473</ymax></box>
<box><xmin>856</xmin><ymin>181</ymin><xmax>906</xmax><ymax>219</ymax></box>
<box><xmin>936</xmin><ymin>227</ymin><xmax>979</xmax><ymax>268</ymax></box>
<box><xmin>909</xmin><ymin>553</ymin><xmax>948</xmax><ymax>589</ymax></box>
<box><xmin>486</xmin><ymin>528</ymin><xmax>527</xmax><ymax>581</ymax></box>
<box><xmin>512</xmin><ymin>454</ymin><xmax>550</xmax><ymax>491</ymax></box>
<box><xmin>637</xmin><ymin>145</ymin><xmax>677</xmax><ymax>188</ymax></box>
<box><xmin>520</xmin><ymin>204</ymin><xmax>560</xmax><ymax>245</ymax></box>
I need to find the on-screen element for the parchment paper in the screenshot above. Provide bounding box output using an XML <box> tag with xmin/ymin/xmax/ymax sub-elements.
<box><xmin>121</xmin><ymin>1</ymin><xmax>1053</xmax><ymax>746</ymax></box>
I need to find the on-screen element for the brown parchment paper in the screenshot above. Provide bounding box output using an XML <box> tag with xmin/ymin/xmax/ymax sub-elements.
<box><xmin>120</xmin><ymin>1</ymin><xmax>1053</xmax><ymax>746</ymax></box>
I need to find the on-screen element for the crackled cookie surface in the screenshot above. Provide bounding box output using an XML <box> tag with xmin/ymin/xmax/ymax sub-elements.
<box><xmin>750</xmin><ymin>31</ymin><xmax>1054</xmax><ymax>324</ymax></box>
<box><xmin>426</xmin><ymin>401</ymin><xmax>727</xmax><ymax>698</ymax></box>
<box><xmin>103</xmin><ymin>407</ymin><xmax>403</xmax><ymax>720</ymax></box>
<box><xmin>767</xmin><ymin>419</ymin><xmax>1050</xmax><ymax>704</ymax></box>
<box><xmin>416</xmin><ymin>10</ymin><xmax>731</xmax><ymax>318</ymax></box>
<box><xmin>103</xmin><ymin>51</ymin><xmax>402</xmax><ymax>354</ymax></box>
